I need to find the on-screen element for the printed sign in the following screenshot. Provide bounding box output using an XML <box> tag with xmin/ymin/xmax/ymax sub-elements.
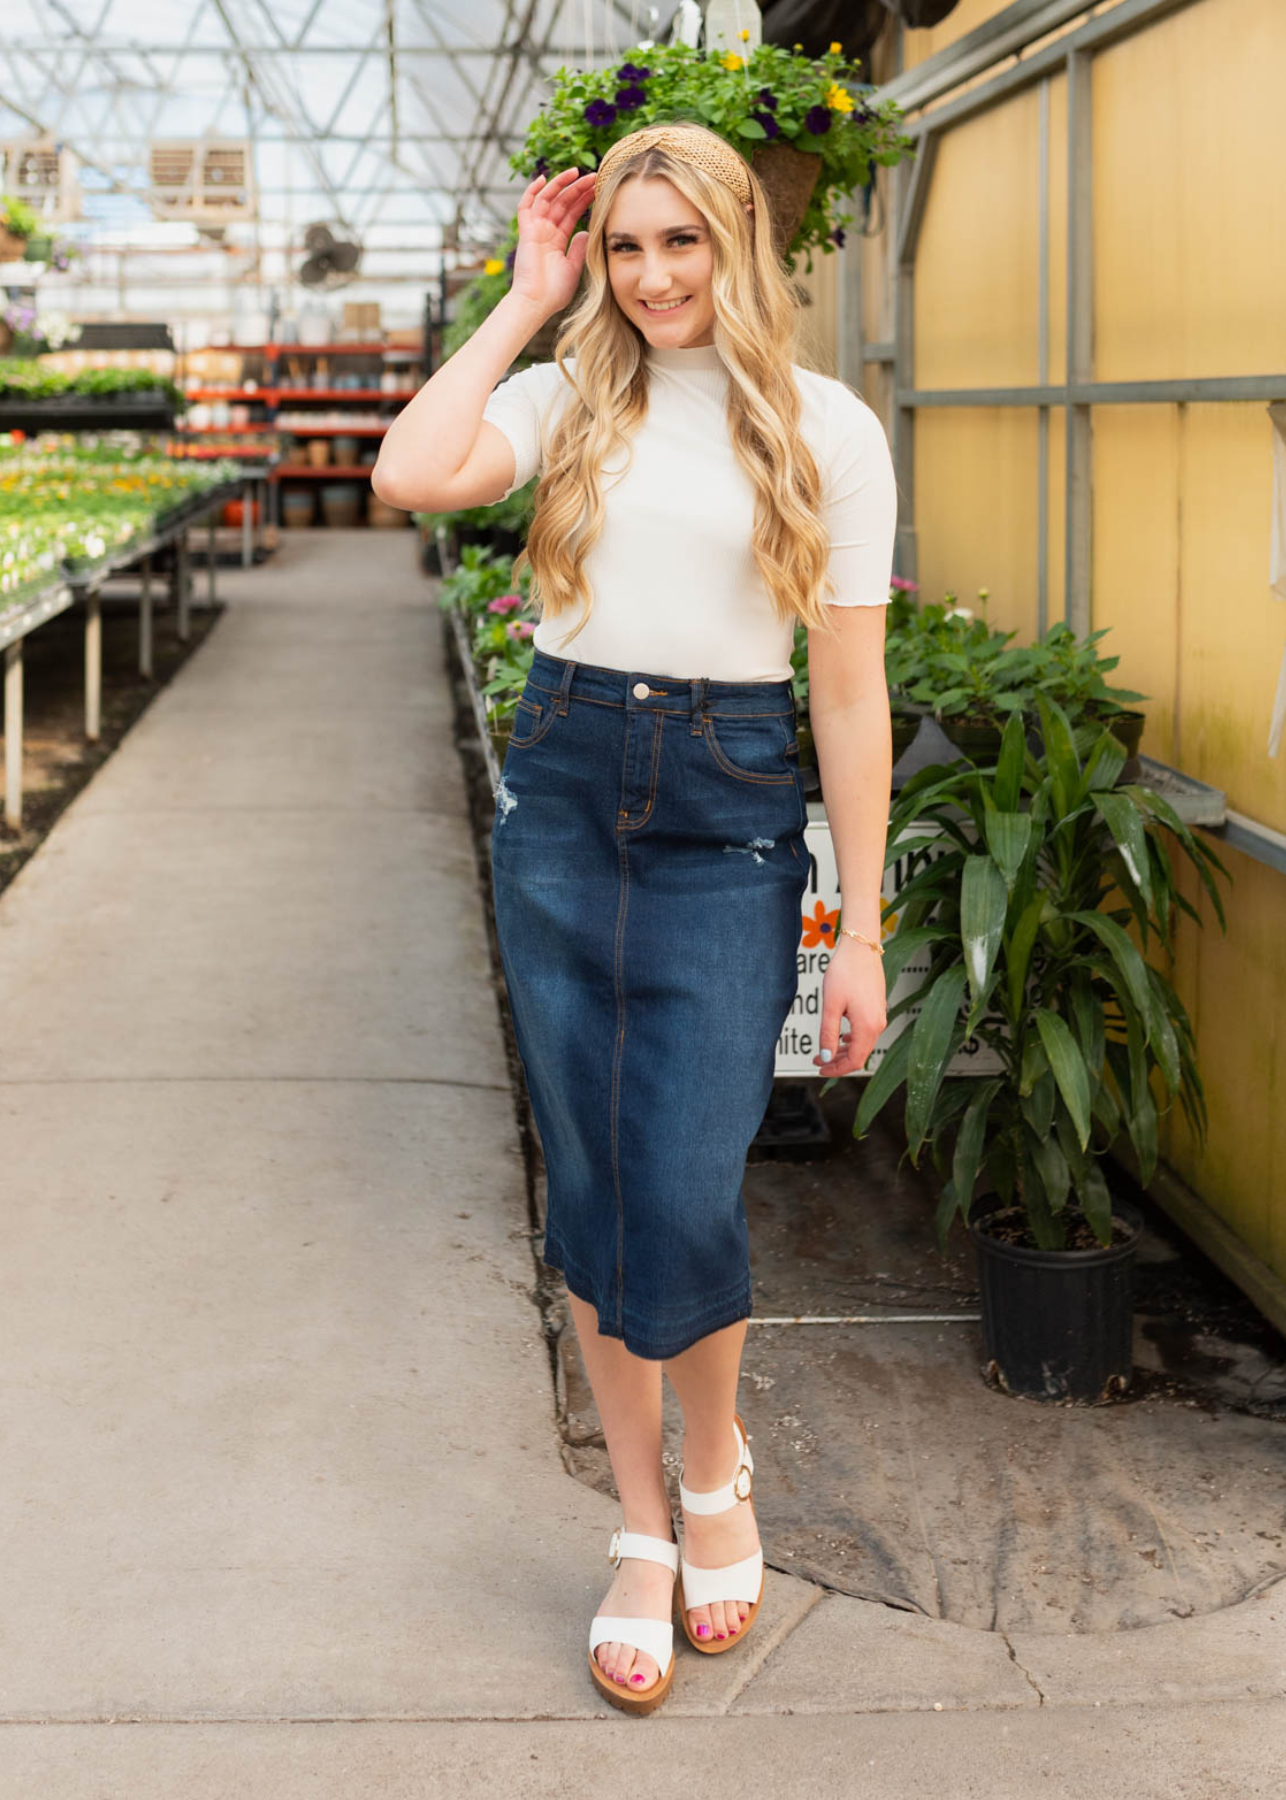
<box><xmin>775</xmin><ymin>803</ymin><xmax>1004</xmax><ymax>1079</ymax></box>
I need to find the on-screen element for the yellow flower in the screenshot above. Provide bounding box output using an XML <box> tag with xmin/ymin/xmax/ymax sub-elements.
<box><xmin>829</xmin><ymin>41</ymin><xmax>842</xmax><ymax>54</ymax></box>
<box><xmin>483</xmin><ymin>258</ymin><xmax>505</xmax><ymax>276</ymax></box>
<box><xmin>738</xmin><ymin>27</ymin><xmax>749</xmax><ymax>40</ymax></box>
<box><xmin>721</xmin><ymin>51</ymin><xmax>743</xmax><ymax>70</ymax></box>
<box><xmin>825</xmin><ymin>83</ymin><xmax>854</xmax><ymax>112</ymax></box>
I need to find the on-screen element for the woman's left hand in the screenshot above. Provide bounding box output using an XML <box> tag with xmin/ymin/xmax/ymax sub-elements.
<box><xmin>813</xmin><ymin>937</ymin><xmax>888</xmax><ymax>1077</ymax></box>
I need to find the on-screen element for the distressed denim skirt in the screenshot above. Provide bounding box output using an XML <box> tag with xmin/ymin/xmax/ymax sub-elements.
<box><xmin>490</xmin><ymin>647</ymin><xmax>810</xmax><ymax>1360</ymax></box>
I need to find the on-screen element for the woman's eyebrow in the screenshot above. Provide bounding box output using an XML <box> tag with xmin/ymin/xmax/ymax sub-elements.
<box><xmin>606</xmin><ymin>224</ymin><xmax>706</xmax><ymax>241</ymax></box>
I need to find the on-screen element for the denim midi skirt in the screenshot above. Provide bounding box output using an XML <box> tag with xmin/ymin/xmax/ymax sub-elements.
<box><xmin>490</xmin><ymin>647</ymin><xmax>810</xmax><ymax>1360</ymax></box>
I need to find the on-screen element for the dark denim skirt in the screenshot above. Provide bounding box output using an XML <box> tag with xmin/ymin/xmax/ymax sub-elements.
<box><xmin>490</xmin><ymin>647</ymin><xmax>810</xmax><ymax>1359</ymax></box>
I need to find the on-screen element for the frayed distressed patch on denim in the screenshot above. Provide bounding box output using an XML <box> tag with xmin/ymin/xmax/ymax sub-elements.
<box><xmin>494</xmin><ymin>777</ymin><xmax>518</xmax><ymax>823</ymax></box>
<box><xmin>723</xmin><ymin>836</ymin><xmax>775</xmax><ymax>865</ymax></box>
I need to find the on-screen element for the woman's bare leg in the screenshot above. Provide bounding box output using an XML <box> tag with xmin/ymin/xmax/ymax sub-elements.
<box><xmin>568</xmin><ymin>1293</ymin><xmax>673</xmax><ymax>1691</ymax></box>
<box><xmin>664</xmin><ymin>1318</ymin><xmax>757</xmax><ymax>1643</ymax></box>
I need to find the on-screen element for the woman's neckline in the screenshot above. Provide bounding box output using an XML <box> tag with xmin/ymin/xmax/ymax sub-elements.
<box><xmin>643</xmin><ymin>338</ymin><xmax>725</xmax><ymax>372</ymax></box>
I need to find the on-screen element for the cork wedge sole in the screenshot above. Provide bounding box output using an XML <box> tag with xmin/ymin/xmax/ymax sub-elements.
<box><xmin>676</xmin><ymin>1411</ymin><xmax>765</xmax><ymax>1655</ymax></box>
<box><xmin>587</xmin><ymin>1644</ymin><xmax>677</xmax><ymax>1715</ymax></box>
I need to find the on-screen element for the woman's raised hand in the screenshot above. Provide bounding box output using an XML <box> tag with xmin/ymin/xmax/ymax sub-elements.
<box><xmin>510</xmin><ymin>168</ymin><xmax>597</xmax><ymax>318</ymax></box>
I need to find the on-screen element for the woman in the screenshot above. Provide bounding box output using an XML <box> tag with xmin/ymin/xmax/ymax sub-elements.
<box><xmin>374</xmin><ymin>122</ymin><xmax>896</xmax><ymax>1716</ymax></box>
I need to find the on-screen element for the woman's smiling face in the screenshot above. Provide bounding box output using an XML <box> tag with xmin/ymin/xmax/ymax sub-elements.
<box><xmin>604</xmin><ymin>176</ymin><xmax>717</xmax><ymax>347</ymax></box>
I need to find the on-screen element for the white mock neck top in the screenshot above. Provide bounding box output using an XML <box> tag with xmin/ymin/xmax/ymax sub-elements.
<box><xmin>480</xmin><ymin>336</ymin><xmax>897</xmax><ymax>682</ymax></box>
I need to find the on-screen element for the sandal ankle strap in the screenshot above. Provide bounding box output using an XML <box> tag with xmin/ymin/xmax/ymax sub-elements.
<box><xmin>608</xmin><ymin>1527</ymin><xmax>679</xmax><ymax>1573</ymax></box>
<box><xmin>678</xmin><ymin>1417</ymin><xmax>754</xmax><ymax>1516</ymax></box>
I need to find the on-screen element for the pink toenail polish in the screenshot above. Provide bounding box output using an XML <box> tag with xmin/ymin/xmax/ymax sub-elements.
<box><xmin>613</xmin><ymin>1672</ymin><xmax>626</xmax><ymax>1682</ymax></box>
<box><xmin>696</xmin><ymin>1624</ymin><xmax>710</xmax><ymax>1636</ymax></box>
<box><xmin>716</xmin><ymin>1631</ymin><xmax>727</xmax><ymax>1639</ymax></box>
<box><xmin>630</xmin><ymin>1673</ymin><xmax>645</xmax><ymax>1684</ymax></box>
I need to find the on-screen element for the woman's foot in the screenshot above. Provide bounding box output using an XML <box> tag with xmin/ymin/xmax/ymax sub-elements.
<box><xmin>592</xmin><ymin>1527</ymin><xmax>678</xmax><ymax>1693</ymax></box>
<box><xmin>679</xmin><ymin>1429</ymin><xmax>760</xmax><ymax>1642</ymax></box>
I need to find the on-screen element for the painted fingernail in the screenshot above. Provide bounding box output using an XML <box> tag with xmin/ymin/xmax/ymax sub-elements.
<box><xmin>819</xmin><ymin>1047</ymin><xmax>833</xmax><ymax>1062</ymax></box>
<box><xmin>696</xmin><ymin>1623</ymin><xmax>710</xmax><ymax>1637</ymax></box>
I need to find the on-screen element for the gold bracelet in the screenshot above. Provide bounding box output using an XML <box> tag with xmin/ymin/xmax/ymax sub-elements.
<box><xmin>838</xmin><ymin>925</ymin><xmax>885</xmax><ymax>956</ymax></box>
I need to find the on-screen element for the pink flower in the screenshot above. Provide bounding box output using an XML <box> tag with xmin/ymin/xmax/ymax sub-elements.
<box><xmin>890</xmin><ymin>576</ymin><xmax>920</xmax><ymax>593</ymax></box>
<box><xmin>506</xmin><ymin>619</ymin><xmax>535</xmax><ymax>640</ymax></box>
<box><xmin>487</xmin><ymin>593</ymin><xmax>523</xmax><ymax>614</ymax></box>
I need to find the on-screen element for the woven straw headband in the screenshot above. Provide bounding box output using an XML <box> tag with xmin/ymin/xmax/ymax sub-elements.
<box><xmin>592</xmin><ymin>127</ymin><xmax>753</xmax><ymax>208</ymax></box>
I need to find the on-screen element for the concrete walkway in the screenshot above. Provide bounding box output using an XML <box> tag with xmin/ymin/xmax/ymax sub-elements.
<box><xmin>0</xmin><ymin>531</ymin><xmax>1281</xmax><ymax>1797</ymax></box>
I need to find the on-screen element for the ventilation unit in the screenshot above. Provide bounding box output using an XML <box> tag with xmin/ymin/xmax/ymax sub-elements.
<box><xmin>148</xmin><ymin>141</ymin><xmax>255</xmax><ymax>221</ymax></box>
<box><xmin>1</xmin><ymin>140</ymin><xmax>80</xmax><ymax>222</ymax></box>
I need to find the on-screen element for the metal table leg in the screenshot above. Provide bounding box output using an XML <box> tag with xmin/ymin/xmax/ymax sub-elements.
<box><xmin>139</xmin><ymin>553</ymin><xmax>153</xmax><ymax>677</ymax></box>
<box><xmin>208</xmin><ymin>512</ymin><xmax>217</xmax><ymax>605</ymax></box>
<box><xmin>242</xmin><ymin>474</ymin><xmax>253</xmax><ymax>568</ymax></box>
<box><xmin>3</xmin><ymin>637</ymin><xmax>22</xmax><ymax>831</ymax></box>
<box><xmin>175</xmin><ymin>528</ymin><xmax>190</xmax><ymax>640</ymax></box>
<box><xmin>83</xmin><ymin>584</ymin><xmax>101</xmax><ymax>741</ymax></box>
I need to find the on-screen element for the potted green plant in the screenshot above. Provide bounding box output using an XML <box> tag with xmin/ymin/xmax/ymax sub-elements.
<box><xmin>851</xmin><ymin>698</ymin><xmax>1229</xmax><ymax>1401</ymax></box>
<box><xmin>1002</xmin><ymin>623</ymin><xmax>1147</xmax><ymax>758</ymax></box>
<box><xmin>0</xmin><ymin>196</ymin><xmax>40</xmax><ymax>261</ymax></box>
<box><xmin>436</xmin><ymin>545</ymin><xmax>538</xmax><ymax>759</ymax></box>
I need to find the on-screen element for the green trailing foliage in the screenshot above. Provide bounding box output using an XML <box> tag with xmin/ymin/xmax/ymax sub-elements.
<box><xmin>853</xmin><ymin>699</ymin><xmax>1229</xmax><ymax>1254</ymax></box>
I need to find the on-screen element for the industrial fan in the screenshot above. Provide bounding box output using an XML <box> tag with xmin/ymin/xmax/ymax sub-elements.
<box><xmin>297</xmin><ymin>222</ymin><xmax>363</xmax><ymax>288</ymax></box>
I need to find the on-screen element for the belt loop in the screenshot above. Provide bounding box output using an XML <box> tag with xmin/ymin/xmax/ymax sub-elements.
<box><xmin>689</xmin><ymin>676</ymin><xmax>702</xmax><ymax>735</ymax></box>
<box><xmin>557</xmin><ymin>657</ymin><xmax>576</xmax><ymax>715</ymax></box>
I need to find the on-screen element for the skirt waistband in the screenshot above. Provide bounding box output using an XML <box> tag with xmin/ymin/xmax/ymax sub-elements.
<box><xmin>523</xmin><ymin>648</ymin><xmax>796</xmax><ymax>720</ymax></box>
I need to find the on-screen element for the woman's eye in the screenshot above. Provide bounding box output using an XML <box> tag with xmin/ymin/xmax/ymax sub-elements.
<box><xmin>609</xmin><ymin>236</ymin><xmax>698</xmax><ymax>252</ymax></box>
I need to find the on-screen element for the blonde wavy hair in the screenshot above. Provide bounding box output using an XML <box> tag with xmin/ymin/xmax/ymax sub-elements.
<box><xmin>511</xmin><ymin>122</ymin><xmax>842</xmax><ymax>645</ymax></box>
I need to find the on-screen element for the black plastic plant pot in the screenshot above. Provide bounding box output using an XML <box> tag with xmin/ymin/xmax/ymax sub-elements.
<box><xmin>1104</xmin><ymin>708</ymin><xmax>1145</xmax><ymax>758</ymax></box>
<box><xmin>939</xmin><ymin>716</ymin><xmax>1006</xmax><ymax>762</ymax></box>
<box><xmin>967</xmin><ymin>1192</ymin><xmax>1144</xmax><ymax>1403</ymax></box>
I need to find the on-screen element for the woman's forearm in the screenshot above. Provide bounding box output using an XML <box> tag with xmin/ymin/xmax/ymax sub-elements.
<box><xmin>373</xmin><ymin>290</ymin><xmax>550</xmax><ymax>502</ymax></box>
<box><xmin>811</xmin><ymin>690</ymin><xmax>892</xmax><ymax>939</ymax></box>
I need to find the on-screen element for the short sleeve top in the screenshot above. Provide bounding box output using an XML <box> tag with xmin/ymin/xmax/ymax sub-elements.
<box><xmin>480</xmin><ymin>337</ymin><xmax>897</xmax><ymax>682</ymax></box>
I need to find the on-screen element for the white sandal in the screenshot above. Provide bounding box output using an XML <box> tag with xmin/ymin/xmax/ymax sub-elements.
<box><xmin>676</xmin><ymin>1412</ymin><xmax>765</xmax><ymax>1654</ymax></box>
<box><xmin>587</xmin><ymin>1525</ymin><xmax>680</xmax><ymax>1714</ymax></box>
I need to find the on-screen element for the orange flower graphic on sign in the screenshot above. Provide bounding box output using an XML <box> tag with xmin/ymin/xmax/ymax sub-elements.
<box><xmin>800</xmin><ymin>900</ymin><xmax>839</xmax><ymax>948</ymax></box>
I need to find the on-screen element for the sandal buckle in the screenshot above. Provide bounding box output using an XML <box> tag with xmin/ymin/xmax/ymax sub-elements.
<box><xmin>734</xmin><ymin>1467</ymin><xmax>752</xmax><ymax>1501</ymax></box>
<box><xmin>607</xmin><ymin>1526</ymin><xmax>622</xmax><ymax>1565</ymax></box>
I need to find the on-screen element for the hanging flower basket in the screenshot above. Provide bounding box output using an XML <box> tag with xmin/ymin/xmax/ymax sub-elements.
<box><xmin>750</xmin><ymin>141</ymin><xmax>823</xmax><ymax>263</ymax></box>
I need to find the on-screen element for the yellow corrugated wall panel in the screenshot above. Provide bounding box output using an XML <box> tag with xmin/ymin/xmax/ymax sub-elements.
<box><xmin>915</xmin><ymin>409</ymin><xmax>1041</xmax><ymax>640</ymax></box>
<box><xmin>915</xmin><ymin>89</ymin><xmax>1043</xmax><ymax>389</ymax></box>
<box><xmin>1090</xmin><ymin>407</ymin><xmax>1181</xmax><ymax>766</ymax></box>
<box><xmin>902</xmin><ymin>0</ymin><xmax>1022</xmax><ymax>65</ymax></box>
<box><xmin>1175</xmin><ymin>406</ymin><xmax>1286</xmax><ymax>829</ymax></box>
<box><xmin>1093</xmin><ymin>0</ymin><xmax>1286</xmax><ymax>380</ymax></box>
<box><xmin>1162</xmin><ymin>846</ymin><xmax>1284</xmax><ymax>1275</ymax></box>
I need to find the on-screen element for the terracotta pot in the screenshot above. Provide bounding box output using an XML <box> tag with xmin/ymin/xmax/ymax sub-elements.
<box><xmin>750</xmin><ymin>141</ymin><xmax>823</xmax><ymax>262</ymax></box>
<box><xmin>0</xmin><ymin>225</ymin><xmax>29</xmax><ymax>262</ymax></box>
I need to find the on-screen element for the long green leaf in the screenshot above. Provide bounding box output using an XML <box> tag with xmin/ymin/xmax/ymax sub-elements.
<box><xmin>960</xmin><ymin>855</ymin><xmax>1008</xmax><ymax>1010</ymax></box>
<box><xmin>994</xmin><ymin>710</ymin><xmax>1028</xmax><ymax>812</ymax></box>
<box><xmin>854</xmin><ymin>1026</ymin><xmax>913</xmax><ymax>1137</ymax></box>
<box><xmin>982</xmin><ymin>811</ymin><xmax>1034</xmax><ymax>893</ymax></box>
<box><xmin>1028</xmin><ymin>1125</ymin><xmax>1071</xmax><ymax>1214</ymax></box>
<box><xmin>952</xmin><ymin>1077</ymin><xmax>1001</xmax><ymax>1220</ymax></box>
<box><xmin>1069</xmin><ymin>911</ymin><xmax>1151</xmax><ymax>1018</ymax></box>
<box><xmin>906</xmin><ymin>965</ymin><xmax>970</xmax><ymax>1159</ymax></box>
<box><xmin>1006</xmin><ymin>893</ymin><xmax>1048</xmax><ymax>1020</ymax></box>
<box><xmin>1095</xmin><ymin>791</ymin><xmax>1153</xmax><ymax>909</ymax></box>
<box><xmin>880</xmin><ymin>925</ymin><xmax>948</xmax><ymax>992</ymax></box>
<box><xmin>1035</xmin><ymin>1007</ymin><xmax>1092</xmax><ymax>1150</ymax></box>
<box><xmin>1143</xmin><ymin>965</ymin><xmax>1181</xmax><ymax>1094</ymax></box>
<box><xmin>1075</xmin><ymin>1160</ymin><xmax>1114</xmax><ymax>1244</ymax></box>
<box><xmin>1035</xmin><ymin>695</ymin><xmax>1081</xmax><ymax>817</ymax></box>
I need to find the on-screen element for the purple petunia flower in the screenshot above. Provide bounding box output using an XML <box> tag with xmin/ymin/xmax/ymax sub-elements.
<box><xmin>583</xmin><ymin>98</ymin><xmax>617</xmax><ymax>128</ymax></box>
<box><xmin>504</xmin><ymin>248</ymin><xmax>515</xmax><ymax>269</ymax></box>
<box><xmin>751</xmin><ymin>111</ymin><xmax>780</xmax><ymax>139</ymax></box>
<box><xmin>533</xmin><ymin>156</ymin><xmax>548</xmax><ymax>176</ymax></box>
<box><xmin>804</xmin><ymin>105</ymin><xmax>832</xmax><ymax>136</ymax></box>
<box><xmin>616</xmin><ymin>62</ymin><xmax>651</xmax><ymax>81</ymax></box>
<box><xmin>830</xmin><ymin>227</ymin><xmax>846</xmax><ymax>247</ymax></box>
<box><xmin>614</xmin><ymin>85</ymin><xmax>646</xmax><ymax>111</ymax></box>
<box><xmin>756</xmin><ymin>89</ymin><xmax>778</xmax><ymax>110</ymax></box>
